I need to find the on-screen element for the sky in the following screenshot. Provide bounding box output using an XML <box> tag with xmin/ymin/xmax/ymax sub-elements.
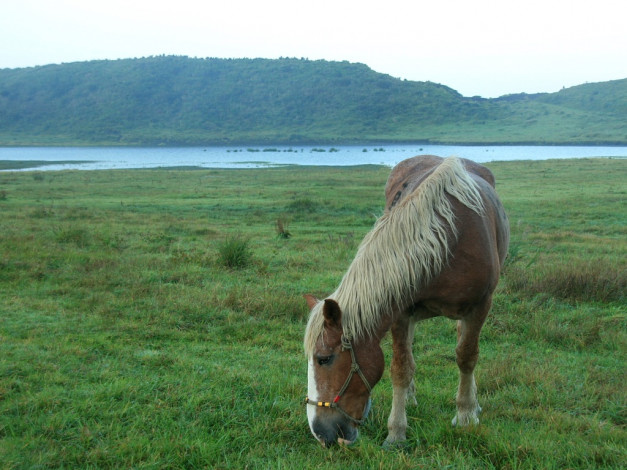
<box><xmin>2</xmin><ymin>0</ymin><xmax>626</xmax><ymax>98</ymax></box>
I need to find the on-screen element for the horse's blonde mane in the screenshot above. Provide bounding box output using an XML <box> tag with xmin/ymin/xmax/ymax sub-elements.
<box><xmin>304</xmin><ymin>157</ymin><xmax>485</xmax><ymax>355</ymax></box>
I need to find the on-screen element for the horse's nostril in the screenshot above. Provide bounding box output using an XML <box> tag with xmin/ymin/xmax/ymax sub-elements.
<box><xmin>317</xmin><ymin>433</ymin><xmax>336</xmax><ymax>448</ymax></box>
<box><xmin>312</xmin><ymin>422</ymin><xmax>337</xmax><ymax>448</ymax></box>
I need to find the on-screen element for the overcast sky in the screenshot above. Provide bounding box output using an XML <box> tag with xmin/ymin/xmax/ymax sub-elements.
<box><xmin>2</xmin><ymin>0</ymin><xmax>626</xmax><ymax>97</ymax></box>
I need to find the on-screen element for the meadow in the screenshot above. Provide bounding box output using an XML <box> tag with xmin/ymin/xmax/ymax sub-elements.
<box><xmin>0</xmin><ymin>157</ymin><xmax>625</xmax><ymax>469</ymax></box>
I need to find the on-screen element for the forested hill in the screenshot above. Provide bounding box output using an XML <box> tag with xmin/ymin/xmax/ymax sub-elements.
<box><xmin>0</xmin><ymin>56</ymin><xmax>625</xmax><ymax>145</ymax></box>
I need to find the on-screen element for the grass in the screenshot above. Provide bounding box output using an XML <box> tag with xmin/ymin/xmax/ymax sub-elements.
<box><xmin>217</xmin><ymin>236</ymin><xmax>254</xmax><ymax>269</ymax></box>
<box><xmin>0</xmin><ymin>158</ymin><xmax>625</xmax><ymax>468</ymax></box>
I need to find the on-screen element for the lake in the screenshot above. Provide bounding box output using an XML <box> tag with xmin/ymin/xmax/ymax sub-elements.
<box><xmin>1</xmin><ymin>145</ymin><xmax>626</xmax><ymax>171</ymax></box>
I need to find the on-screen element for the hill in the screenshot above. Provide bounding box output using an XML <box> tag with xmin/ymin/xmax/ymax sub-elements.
<box><xmin>0</xmin><ymin>56</ymin><xmax>625</xmax><ymax>145</ymax></box>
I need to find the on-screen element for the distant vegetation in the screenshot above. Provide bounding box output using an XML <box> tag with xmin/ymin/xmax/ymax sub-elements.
<box><xmin>0</xmin><ymin>56</ymin><xmax>625</xmax><ymax>145</ymax></box>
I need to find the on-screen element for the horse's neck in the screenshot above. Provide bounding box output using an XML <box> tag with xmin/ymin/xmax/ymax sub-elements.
<box><xmin>333</xmin><ymin>282</ymin><xmax>400</xmax><ymax>344</ymax></box>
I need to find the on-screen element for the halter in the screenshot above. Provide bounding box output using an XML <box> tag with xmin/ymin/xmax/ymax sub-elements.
<box><xmin>305</xmin><ymin>333</ymin><xmax>373</xmax><ymax>426</ymax></box>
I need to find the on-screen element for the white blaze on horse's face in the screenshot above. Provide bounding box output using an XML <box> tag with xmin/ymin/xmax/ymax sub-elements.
<box><xmin>306</xmin><ymin>353</ymin><xmax>360</xmax><ymax>447</ymax></box>
<box><xmin>306</xmin><ymin>357</ymin><xmax>318</xmax><ymax>438</ymax></box>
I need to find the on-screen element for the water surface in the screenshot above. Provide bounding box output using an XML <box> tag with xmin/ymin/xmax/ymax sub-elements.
<box><xmin>1</xmin><ymin>145</ymin><xmax>626</xmax><ymax>171</ymax></box>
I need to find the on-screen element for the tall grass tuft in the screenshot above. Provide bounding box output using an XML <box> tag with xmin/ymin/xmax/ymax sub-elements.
<box><xmin>275</xmin><ymin>218</ymin><xmax>291</xmax><ymax>239</ymax></box>
<box><xmin>505</xmin><ymin>259</ymin><xmax>625</xmax><ymax>303</ymax></box>
<box><xmin>286</xmin><ymin>197</ymin><xmax>317</xmax><ymax>212</ymax></box>
<box><xmin>217</xmin><ymin>236</ymin><xmax>253</xmax><ymax>269</ymax></box>
<box><xmin>54</xmin><ymin>226</ymin><xmax>91</xmax><ymax>247</ymax></box>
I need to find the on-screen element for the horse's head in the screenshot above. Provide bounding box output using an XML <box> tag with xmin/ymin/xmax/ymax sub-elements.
<box><xmin>304</xmin><ymin>296</ymin><xmax>384</xmax><ymax>447</ymax></box>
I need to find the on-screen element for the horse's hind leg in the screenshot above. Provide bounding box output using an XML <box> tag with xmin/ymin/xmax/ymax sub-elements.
<box><xmin>384</xmin><ymin>315</ymin><xmax>417</xmax><ymax>446</ymax></box>
<box><xmin>452</xmin><ymin>297</ymin><xmax>491</xmax><ymax>427</ymax></box>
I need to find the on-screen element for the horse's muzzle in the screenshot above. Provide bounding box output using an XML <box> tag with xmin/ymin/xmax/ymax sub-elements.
<box><xmin>310</xmin><ymin>398</ymin><xmax>371</xmax><ymax>447</ymax></box>
<box><xmin>312</xmin><ymin>416</ymin><xmax>358</xmax><ymax>447</ymax></box>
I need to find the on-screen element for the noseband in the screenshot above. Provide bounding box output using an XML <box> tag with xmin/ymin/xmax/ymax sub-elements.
<box><xmin>305</xmin><ymin>333</ymin><xmax>373</xmax><ymax>426</ymax></box>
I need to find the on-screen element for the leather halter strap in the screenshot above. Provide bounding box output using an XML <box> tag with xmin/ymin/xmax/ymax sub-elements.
<box><xmin>305</xmin><ymin>333</ymin><xmax>372</xmax><ymax>426</ymax></box>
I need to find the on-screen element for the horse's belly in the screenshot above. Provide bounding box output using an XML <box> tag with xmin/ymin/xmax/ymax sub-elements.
<box><xmin>411</xmin><ymin>299</ymin><xmax>476</xmax><ymax>321</ymax></box>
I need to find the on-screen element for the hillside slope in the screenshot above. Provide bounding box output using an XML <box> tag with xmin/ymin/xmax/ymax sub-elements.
<box><xmin>0</xmin><ymin>56</ymin><xmax>625</xmax><ymax>145</ymax></box>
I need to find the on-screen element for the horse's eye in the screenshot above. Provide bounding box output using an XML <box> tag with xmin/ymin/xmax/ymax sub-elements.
<box><xmin>317</xmin><ymin>355</ymin><xmax>332</xmax><ymax>366</ymax></box>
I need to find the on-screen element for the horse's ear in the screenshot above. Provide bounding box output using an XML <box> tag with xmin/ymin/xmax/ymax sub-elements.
<box><xmin>304</xmin><ymin>294</ymin><xmax>319</xmax><ymax>310</ymax></box>
<box><xmin>322</xmin><ymin>299</ymin><xmax>342</xmax><ymax>328</ymax></box>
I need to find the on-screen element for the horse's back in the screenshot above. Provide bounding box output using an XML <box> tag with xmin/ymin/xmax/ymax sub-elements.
<box><xmin>385</xmin><ymin>155</ymin><xmax>496</xmax><ymax>212</ymax></box>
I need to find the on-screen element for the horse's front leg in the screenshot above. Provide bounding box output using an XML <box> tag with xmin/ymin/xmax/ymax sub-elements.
<box><xmin>384</xmin><ymin>314</ymin><xmax>416</xmax><ymax>446</ymax></box>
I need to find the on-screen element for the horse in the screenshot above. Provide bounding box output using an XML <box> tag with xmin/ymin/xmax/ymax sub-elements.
<box><xmin>303</xmin><ymin>155</ymin><xmax>509</xmax><ymax>447</ymax></box>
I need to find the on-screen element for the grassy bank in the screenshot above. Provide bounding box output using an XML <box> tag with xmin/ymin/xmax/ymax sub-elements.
<box><xmin>0</xmin><ymin>158</ymin><xmax>625</xmax><ymax>468</ymax></box>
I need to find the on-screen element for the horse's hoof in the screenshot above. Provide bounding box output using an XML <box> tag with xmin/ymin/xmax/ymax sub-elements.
<box><xmin>383</xmin><ymin>437</ymin><xmax>409</xmax><ymax>450</ymax></box>
<box><xmin>452</xmin><ymin>413</ymin><xmax>480</xmax><ymax>427</ymax></box>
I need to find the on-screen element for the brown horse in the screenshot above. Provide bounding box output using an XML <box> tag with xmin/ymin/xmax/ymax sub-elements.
<box><xmin>304</xmin><ymin>155</ymin><xmax>509</xmax><ymax>447</ymax></box>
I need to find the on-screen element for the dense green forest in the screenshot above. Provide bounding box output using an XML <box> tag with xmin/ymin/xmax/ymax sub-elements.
<box><xmin>0</xmin><ymin>56</ymin><xmax>625</xmax><ymax>145</ymax></box>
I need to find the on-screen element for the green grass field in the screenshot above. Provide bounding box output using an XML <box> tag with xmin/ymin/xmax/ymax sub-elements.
<box><xmin>0</xmin><ymin>158</ymin><xmax>625</xmax><ymax>469</ymax></box>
